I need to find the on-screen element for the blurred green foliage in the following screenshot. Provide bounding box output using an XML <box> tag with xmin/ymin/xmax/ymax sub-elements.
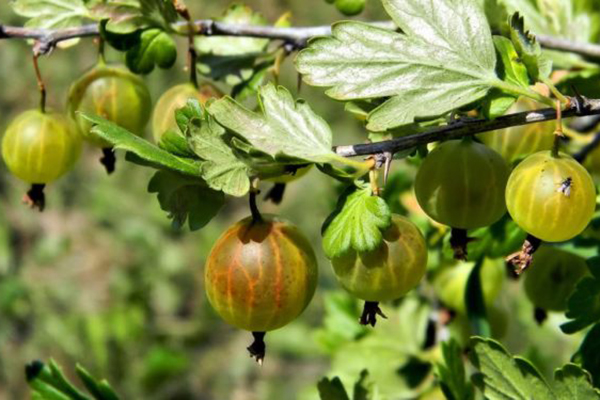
<box><xmin>0</xmin><ymin>1</ymin><xmax>596</xmax><ymax>400</ymax></box>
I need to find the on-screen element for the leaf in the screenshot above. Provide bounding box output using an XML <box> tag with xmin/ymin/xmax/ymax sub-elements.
<box><xmin>82</xmin><ymin>113</ymin><xmax>202</xmax><ymax>177</ymax></box>
<box><xmin>75</xmin><ymin>365</ymin><xmax>120</xmax><ymax>400</ymax></box>
<box><xmin>322</xmin><ymin>185</ymin><xmax>392</xmax><ymax>259</ymax></box>
<box><xmin>561</xmin><ymin>257</ymin><xmax>600</xmax><ymax>334</ymax></box>
<box><xmin>436</xmin><ymin>340</ymin><xmax>475</xmax><ymax>400</ymax></box>
<box><xmin>318</xmin><ymin>377</ymin><xmax>351</xmax><ymax>400</ymax></box>
<box><xmin>469</xmin><ymin>337</ymin><xmax>556</xmax><ymax>400</ymax></box>
<box><xmin>147</xmin><ymin>171</ymin><xmax>224</xmax><ymax>231</ymax></box>
<box><xmin>92</xmin><ymin>0</ymin><xmax>178</xmax><ymax>34</ymax></box>
<box><xmin>179</xmin><ymin>101</ymin><xmax>251</xmax><ymax>197</ymax></box>
<box><xmin>12</xmin><ymin>0</ymin><xmax>89</xmax><ymax>46</ymax></box>
<box><xmin>554</xmin><ymin>364</ymin><xmax>600</xmax><ymax>399</ymax></box>
<box><xmin>574</xmin><ymin>323</ymin><xmax>600</xmax><ymax>388</ymax></box>
<box><xmin>508</xmin><ymin>13</ymin><xmax>551</xmax><ymax>81</ymax></box>
<box><xmin>493</xmin><ymin>36</ymin><xmax>530</xmax><ymax>88</ymax></box>
<box><xmin>195</xmin><ymin>4</ymin><xmax>270</xmax><ymax>84</ymax></box>
<box><xmin>125</xmin><ymin>28</ymin><xmax>177</xmax><ymax>74</ymax></box>
<box><xmin>208</xmin><ymin>84</ymin><xmax>336</xmax><ymax>164</ymax></box>
<box><xmin>296</xmin><ymin>0</ymin><xmax>500</xmax><ymax>132</ymax></box>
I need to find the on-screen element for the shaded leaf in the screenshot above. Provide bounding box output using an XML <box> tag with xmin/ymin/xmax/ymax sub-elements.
<box><xmin>554</xmin><ymin>364</ymin><xmax>600</xmax><ymax>399</ymax></box>
<box><xmin>75</xmin><ymin>365</ymin><xmax>120</xmax><ymax>400</ymax></box>
<box><xmin>575</xmin><ymin>323</ymin><xmax>600</xmax><ymax>388</ymax></box>
<box><xmin>148</xmin><ymin>171</ymin><xmax>224</xmax><ymax>231</ymax></box>
<box><xmin>125</xmin><ymin>28</ymin><xmax>177</xmax><ymax>74</ymax></box>
<box><xmin>561</xmin><ymin>257</ymin><xmax>600</xmax><ymax>334</ymax></box>
<box><xmin>318</xmin><ymin>377</ymin><xmax>350</xmax><ymax>400</ymax></box>
<box><xmin>508</xmin><ymin>13</ymin><xmax>551</xmax><ymax>81</ymax></box>
<box><xmin>322</xmin><ymin>185</ymin><xmax>392</xmax><ymax>259</ymax></box>
<box><xmin>436</xmin><ymin>340</ymin><xmax>475</xmax><ymax>400</ymax></box>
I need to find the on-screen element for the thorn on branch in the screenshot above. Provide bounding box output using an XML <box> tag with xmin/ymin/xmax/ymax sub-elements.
<box><xmin>359</xmin><ymin>301</ymin><xmax>387</xmax><ymax>327</ymax></box>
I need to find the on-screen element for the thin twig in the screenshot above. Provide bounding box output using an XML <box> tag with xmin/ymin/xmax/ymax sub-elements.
<box><xmin>333</xmin><ymin>97</ymin><xmax>600</xmax><ymax>157</ymax></box>
<box><xmin>2</xmin><ymin>20</ymin><xmax>600</xmax><ymax>60</ymax></box>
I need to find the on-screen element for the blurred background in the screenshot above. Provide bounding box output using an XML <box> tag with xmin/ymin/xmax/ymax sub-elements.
<box><xmin>0</xmin><ymin>1</ymin><xmax>590</xmax><ymax>399</ymax></box>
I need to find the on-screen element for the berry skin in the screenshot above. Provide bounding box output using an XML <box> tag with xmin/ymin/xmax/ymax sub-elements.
<box><xmin>335</xmin><ymin>0</ymin><xmax>365</xmax><ymax>16</ymax></box>
<box><xmin>331</xmin><ymin>214</ymin><xmax>427</xmax><ymax>302</ymax></box>
<box><xmin>524</xmin><ymin>246</ymin><xmax>589</xmax><ymax>311</ymax></box>
<box><xmin>505</xmin><ymin>150</ymin><xmax>596</xmax><ymax>242</ymax></box>
<box><xmin>433</xmin><ymin>258</ymin><xmax>505</xmax><ymax>314</ymax></box>
<box><xmin>479</xmin><ymin>99</ymin><xmax>554</xmax><ymax>164</ymax></box>
<box><xmin>2</xmin><ymin>110</ymin><xmax>81</xmax><ymax>184</ymax></box>
<box><xmin>67</xmin><ymin>64</ymin><xmax>152</xmax><ymax>147</ymax></box>
<box><xmin>415</xmin><ymin>138</ymin><xmax>510</xmax><ymax>230</ymax></box>
<box><xmin>152</xmin><ymin>83</ymin><xmax>223</xmax><ymax>142</ymax></box>
<box><xmin>204</xmin><ymin>215</ymin><xmax>318</xmax><ymax>332</ymax></box>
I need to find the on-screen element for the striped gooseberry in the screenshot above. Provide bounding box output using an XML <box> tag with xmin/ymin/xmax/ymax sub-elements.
<box><xmin>505</xmin><ymin>150</ymin><xmax>596</xmax><ymax>242</ymax></box>
<box><xmin>479</xmin><ymin>99</ymin><xmax>554</xmax><ymax>164</ymax></box>
<box><xmin>152</xmin><ymin>82</ymin><xmax>223</xmax><ymax>142</ymax></box>
<box><xmin>524</xmin><ymin>246</ymin><xmax>589</xmax><ymax>312</ymax></box>
<box><xmin>204</xmin><ymin>214</ymin><xmax>318</xmax><ymax>362</ymax></box>
<box><xmin>330</xmin><ymin>214</ymin><xmax>427</xmax><ymax>325</ymax></box>
<box><xmin>68</xmin><ymin>64</ymin><xmax>152</xmax><ymax>148</ymax></box>
<box><xmin>415</xmin><ymin>138</ymin><xmax>510</xmax><ymax>230</ymax></box>
<box><xmin>432</xmin><ymin>258</ymin><xmax>505</xmax><ymax>315</ymax></box>
<box><xmin>2</xmin><ymin>109</ymin><xmax>81</xmax><ymax>209</ymax></box>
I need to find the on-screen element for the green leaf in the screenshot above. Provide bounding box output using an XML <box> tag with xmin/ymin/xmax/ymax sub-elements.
<box><xmin>12</xmin><ymin>0</ymin><xmax>89</xmax><ymax>46</ymax></box>
<box><xmin>125</xmin><ymin>28</ymin><xmax>177</xmax><ymax>74</ymax></box>
<box><xmin>436</xmin><ymin>340</ymin><xmax>475</xmax><ymax>400</ymax></box>
<box><xmin>318</xmin><ymin>377</ymin><xmax>351</xmax><ymax>400</ymax></box>
<box><xmin>554</xmin><ymin>364</ymin><xmax>600</xmax><ymax>399</ymax></box>
<box><xmin>575</xmin><ymin>323</ymin><xmax>600</xmax><ymax>388</ymax></box>
<box><xmin>75</xmin><ymin>365</ymin><xmax>120</xmax><ymax>400</ymax></box>
<box><xmin>508</xmin><ymin>13</ymin><xmax>551</xmax><ymax>81</ymax></box>
<box><xmin>322</xmin><ymin>185</ymin><xmax>392</xmax><ymax>259</ymax></box>
<box><xmin>179</xmin><ymin>101</ymin><xmax>251</xmax><ymax>197</ymax></box>
<box><xmin>470</xmin><ymin>337</ymin><xmax>600</xmax><ymax>399</ymax></box>
<box><xmin>296</xmin><ymin>0</ymin><xmax>500</xmax><ymax>132</ymax></box>
<box><xmin>208</xmin><ymin>84</ymin><xmax>336</xmax><ymax>164</ymax></box>
<box><xmin>469</xmin><ymin>337</ymin><xmax>555</xmax><ymax>400</ymax></box>
<box><xmin>91</xmin><ymin>0</ymin><xmax>178</xmax><ymax>34</ymax></box>
<box><xmin>195</xmin><ymin>4</ymin><xmax>270</xmax><ymax>85</ymax></box>
<box><xmin>82</xmin><ymin>113</ymin><xmax>202</xmax><ymax>177</ymax></box>
<box><xmin>148</xmin><ymin>170</ymin><xmax>224</xmax><ymax>231</ymax></box>
<box><xmin>493</xmin><ymin>36</ymin><xmax>530</xmax><ymax>88</ymax></box>
<box><xmin>561</xmin><ymin>257</ymin><xmax>600</xmax><ymax>334</ymax></box>
<box><xmin>158</xmin><ymin>129</ymin><xmax>195</xmax><ymax>158</ymax></box>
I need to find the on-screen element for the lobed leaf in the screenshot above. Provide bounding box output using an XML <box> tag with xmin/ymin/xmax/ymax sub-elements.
<box><xmin>322</xmin><ymin>185</ymin><xmax>392</xmax><ymax>259</ymax></box>
<box><xmin>561</xmin><ymin>256</ymin><xmax>600</xmax><ymax>334</ymax></box>
<box><xmin>208</xmin><ymin>83</ymin><xmax>335</xmax><ymax>164</ymax></box>
<box><xmin>296</xmin><ymin>0</ymin><xmax>500</xmax><ymax>132</ymax></box>
<box><xmin>436</xmin><ymin>340</ymin><xmax>475</xmax><ymax>400</ymax></box>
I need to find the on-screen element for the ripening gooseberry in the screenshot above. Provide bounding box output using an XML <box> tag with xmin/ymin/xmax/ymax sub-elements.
<box><xmin>67</xmin><ymin>64</ymin><xmax>152</xmax><ymax>147</ymax></box>
<box><xmin>330</xmin><ymin>214</ymin><xmax>427</xmax><ymax>302</ymax></box>
<box><xmin>204</xmin><ymin>215</ymin><xmax>318</xmax><ymax>333</ymax></box>
<box><xmin>414</xmin><ymin>138</ymin><xmax>510</xmax><ymax>230</ymax></box>
<box><xmin>524</xmin><ymin>246</ymin><xmax>589</xmax><ymax>311</ymax></box>
<box><xmin>2</xmin><ymin>109</ymin><xmax>81</xmax><ymax>184</ymax></box>
<box><xmin>432</xmin><ymin>258</ymin><xmax>505</xmax><ymax>314</ymax></box>
<box><xmin>479</xmin><ymin>99</ymin><xmax>554</xmax><ymax>164</ymax></box>
<box><xmin>152</xmin><ymin>82</ymin><xmax>223</xmax><ymax>142</ymax></box>
<box><xmin>505</xmin><ymin>150</ymin><xmax>596</xmax><ymax>242</ymax></box>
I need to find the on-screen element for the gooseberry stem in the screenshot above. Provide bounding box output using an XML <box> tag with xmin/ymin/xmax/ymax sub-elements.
<box><xmin>97</xmin><ymin>36</ymin><xmax>106</xmax><ymax>65</ymax></box>
<box><xmin>506</xmin><ymin>234</ymin><xmax>542</xmax><ymax>275</ymax></box>
<box><xmin>32</xmin><ymin>53</ymin><xmax>46</xmax><ymax>114</ymax></box>
<box><xmin>449</xmin><ymin>228</ymin><xmax>474</xmax><ymax>261</ymax></box>
<box><xmin>173</xmin><ymin>0</ymin><xmax>199</xmax><ymax>88</ymax></box>
<box><xmin>24</xmin><ymin>184</ymin><xmax>46</xmax><ymax>212</ymax></box>
<box><xmin>249</xmin><ymin>180</ymin><xmax>263</xmax><ymax>223</ymax></box>
<box><xmin>551</xmin><ymin>100</ymin><xmax>564</xmax><ymax>158</ymax></box>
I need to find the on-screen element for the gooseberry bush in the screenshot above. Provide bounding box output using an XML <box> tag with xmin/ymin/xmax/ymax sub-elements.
<box><xmin>5</xmin><ymin>0</ymin><xmax>600</xmax><ymax>398</ymax></box>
